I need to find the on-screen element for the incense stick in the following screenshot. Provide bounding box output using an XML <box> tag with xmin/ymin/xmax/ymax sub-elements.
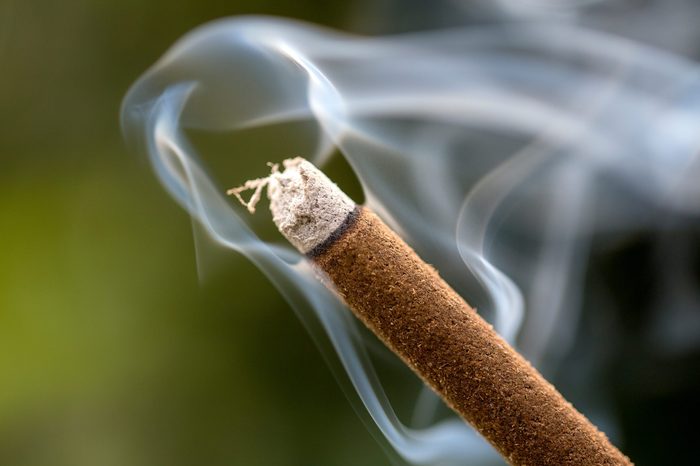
<box><xmin>231</xmin><ymin>157</ymin><xmax>633</xmax><ymax>466</ymax></box>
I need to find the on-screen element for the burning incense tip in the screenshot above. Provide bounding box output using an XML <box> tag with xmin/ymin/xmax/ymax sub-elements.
<box><xmin>229</xmin><ymin>157</ymin><xmax>355</xmax><ymax>252</ymax></box>
<box><xmin>231</xmin><ymin>157</ymin><xmax>632</xmax><ymax>466</ymax></box>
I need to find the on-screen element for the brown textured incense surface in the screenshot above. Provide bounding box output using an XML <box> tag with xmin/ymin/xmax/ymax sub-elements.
<box><xmin>313</xmin><ymin>206</ymin><xmax>632</xmax><ymax>466</ymax></box>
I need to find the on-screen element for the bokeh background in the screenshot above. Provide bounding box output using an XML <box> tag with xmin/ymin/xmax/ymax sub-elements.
<box><xmin>2</xmin><ymin>1</ymin><xmax>699</xmax><ymax>465</ymax></box>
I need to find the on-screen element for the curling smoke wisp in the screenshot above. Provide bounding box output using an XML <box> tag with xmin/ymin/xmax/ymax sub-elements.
<box><xmin>122</xmin><ymin>13</ymin><xmax>700</xmax><ymax>465</ymax></box>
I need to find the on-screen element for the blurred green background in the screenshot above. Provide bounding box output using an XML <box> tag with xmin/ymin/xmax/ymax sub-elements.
<box><xmin>0</xmin><ymin>1</ymin><xmax>395</xmax><ymax>465</ymax></box>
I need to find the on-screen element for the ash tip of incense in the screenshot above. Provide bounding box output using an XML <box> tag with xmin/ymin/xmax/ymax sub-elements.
<box><xmin>226</xmin><ymin>162</ymin><xmax>280</xmax><ymax>214</ymax></box>
<box><xmin>227</xmin><ymin>157</ymin><xmax>356</xmax><ymax>253</ymax></box>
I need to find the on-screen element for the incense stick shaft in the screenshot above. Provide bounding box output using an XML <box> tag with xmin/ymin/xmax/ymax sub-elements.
<box><xmin>234</xmin><ymin>158</ymin><xmax>632</xmax><ymax>466</ymax></box>
<box><xmin>315</xmin><ymin>207</ymin><xmax>631</xmax><ymax>466</ymax></box>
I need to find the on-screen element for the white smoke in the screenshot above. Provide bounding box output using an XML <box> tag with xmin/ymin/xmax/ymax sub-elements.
<box><xmin>122</xmin><ymin>10</ymin><xmax>700</xmax><ymax>465</ymax></box>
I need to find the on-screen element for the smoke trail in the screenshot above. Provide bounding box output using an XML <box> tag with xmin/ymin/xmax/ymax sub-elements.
<box><xmin>122</xmin><ymin>14</ymin><xmax>700</xmax><ymax>465</ymax></box>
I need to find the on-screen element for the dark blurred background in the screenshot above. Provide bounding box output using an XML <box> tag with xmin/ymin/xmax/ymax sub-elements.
<box><xmin>1</xmin><ymin>1</ymin><xmax>699</xmax><ymax>465</ymax></box>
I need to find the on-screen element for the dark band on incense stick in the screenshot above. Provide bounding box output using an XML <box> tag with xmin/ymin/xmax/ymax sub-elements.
<box><xmin>307</xmin><ymin>205</ymin><xmax>361</xmax><ymax>259</ymax></box>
